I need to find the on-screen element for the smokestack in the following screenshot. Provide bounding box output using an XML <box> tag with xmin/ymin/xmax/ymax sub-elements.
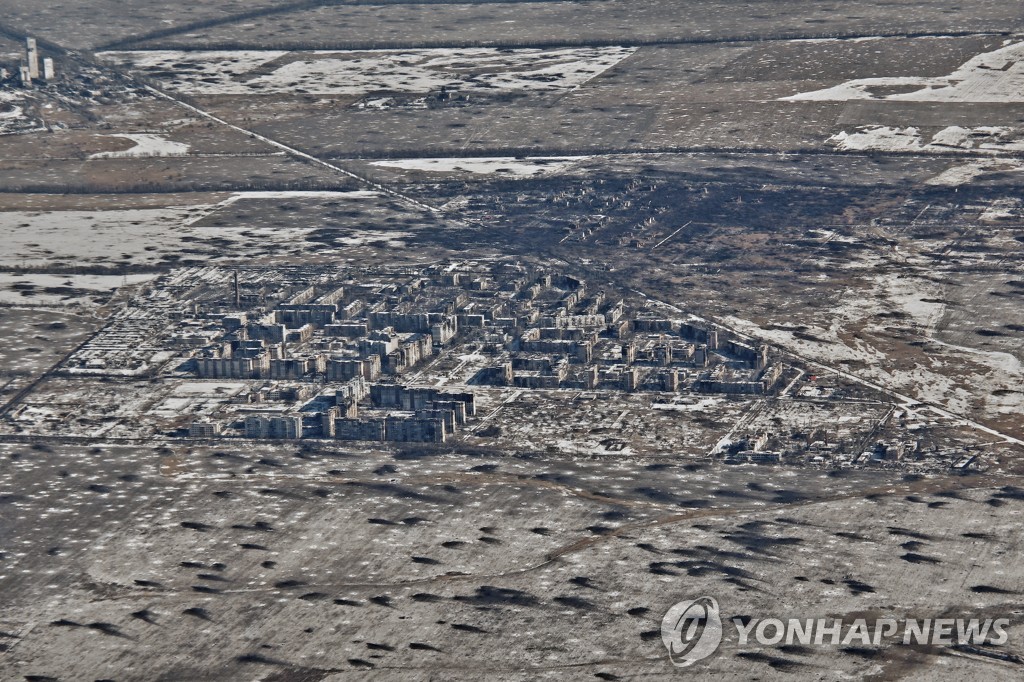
<box><xmin>234</xmin><ymin>271</ymin><xmax>241</xmax><ymax>308</ymax></box>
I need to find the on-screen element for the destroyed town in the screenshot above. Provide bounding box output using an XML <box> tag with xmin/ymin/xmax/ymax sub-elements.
<box><xmin>0</xmin><ymin>2</ymin><xmax>1023</xmax><ymax>681</ymax></box>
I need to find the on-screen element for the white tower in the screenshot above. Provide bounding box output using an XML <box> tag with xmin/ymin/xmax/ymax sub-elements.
<box><xmin>42</xmin><ymin>58</ymin><xmax>54</xmax><ymax>80</ymax></box>
<box><xmin>26</xmin><ymin>38</ymin><xmax>39</xmax><ymax>79</ymax></box>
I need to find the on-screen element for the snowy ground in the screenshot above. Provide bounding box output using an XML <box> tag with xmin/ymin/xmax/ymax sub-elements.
<box><xmin>0</xmin><ymin>207</ymin><xmax>216</xmax><ymax>267</ymax></box>
<box><xmin>0</xmin><ymin>191</ymin><xmax>389</xmax><ymax>269</ymax></box>
<box><xmin>725</xmin><ymin>267</ymin><xmax>1024</xmax><ymax>423</ymax></box>
<box><xmin>0</xmin><ymin>87</ymin><xmax>40</xmax><ymax>135</ymax></box>
<box><xmin>828</xmin><ymin>125</ymin><xmax>1024</xmax><ymax>154</ymax></box>
<box><xmin>98</xmin><ymin>47</ymin><xmax>638</xmax><ymax>96</ymax></box>
<box><xmin>0</xmin><ymin>273</ymin><xmax>156</xmax><ymax>305</ymax></box>
<box><xmin>90</xmin><ymin>133</ymin><xmax>191</xmax><ymax>159</ymax></box>
<box><xmin>369</xmin><ymin>156</ymin><xmax>588</xmax><ymax>178</ymax></box>
<box><xmin>926</xmin><ymin>159</ymin><xmax>1024</xmax><ymax>186</ymax></box>
<box><xmin>782</xmin><ymin>39</ymin><xmax>1024</xmax><ymax>188</ymax></box>
<box><xmin>209</xmin><ymin>189</ymin><xmax>379</xmax><ymax>210</ymax></box>
<box><xmin>783</xmin><ymin>39</ymin><xmax>1024</xmax><ymax>103</ymax></box>
<box><xmin>0</xmin><ymin>89</ymin><xmax>23</xmax><ymax>120</ymax></box>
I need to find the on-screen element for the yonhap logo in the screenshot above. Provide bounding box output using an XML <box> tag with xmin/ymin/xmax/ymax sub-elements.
<box><xmin>661</xmin><ymin>596</ymin><xmax>1011</xmax><ymax>669</ymax></box>
<box><xmin>661</xmin><ymin>596</ymin><xmax>724</xmax><ymax>667</ymax></box>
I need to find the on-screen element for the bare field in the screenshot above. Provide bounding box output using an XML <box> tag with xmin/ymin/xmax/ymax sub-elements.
<box><xmin>0</xmin><ymin>154</ymin><xmax>352</xmax><ymax>193</ymax></box>
<box><xmin>0</xmin><ymin>188</ymin><xmax>450</xmax><ymax>271</ymax></box>
<box><xmin>0</xmin><ymin>0</ymin><xmax>290</xmax><ymax>50</ymax></box>
<box><xmin>0</xmin><ymin>191</ymin><xmax>230</xmax><ymax>212</ymax></box>
<box><xmin>1</xmin><ymin>442</ymin><xmax>1022</xmax><ymax>680</ymax></box>
<box><xmin>95</xmin><ymin>36</ymin><xmax>1024</xmax><ymax>157</ymax></box>
<box><xmin>0</xmin><ymin>308</ymin><xmax>98</xmax><ymax>410</ymax></box>
<box><xmin>122</xmin><ymin>1</ymin><xmax>1024</xmax><ymax>50</ymax></box>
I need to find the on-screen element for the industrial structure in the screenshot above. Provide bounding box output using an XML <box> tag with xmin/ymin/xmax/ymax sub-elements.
<box><xmin>12</xmin><ymin>37</ymin><xmax>54</xmax><ymax>86</ymax></box>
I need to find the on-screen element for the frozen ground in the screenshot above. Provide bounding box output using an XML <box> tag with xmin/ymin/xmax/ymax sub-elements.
<box><xmin>1</xmin><ymin>441</ymin><xmax>1022</xmax><ymax>681</ymax></box>
<box><xmin>0</xmin><ymin>273</ymin><xmax>156</xmax><ymax>306</ymax></box>
<box><xmin>99</xmin><ymin>47</ymin><xmax>638</xmax><ymax>96</ymax></box>
<box><xmin>788</xmin><ymin>38</ymin><xmax>1024</xmax><ymax>176</ymax></box>
<box><xmin>725</xmin><ymin>267</ymin><xmax>1024</xmax><ymax>428</ymax></box>
<box><xmin>369</xmin><ymin>156</ymin><xmax>588</xmax><ymax>178</ymax></box>
<box><xmin>926</xmin><ymin>160</ymin><xmax>1024</xmax><ymax>186</ymax></box>
<box><xmin>0</xmin><ymin>87</ymin><xmax>40</xmax><ymax>135</ymax></box>
<box><xmin>0</xmin><ymin>190</ymin><xmax>394</xmax><ymax>269</ymax></box>
<box><xmin>0</xmin><ymin>206</ymin><xmax>216</xmax><ymax>268</ymax></box>
<box><xmin>0</xmin><ymin>89</ymin><xmax>24</xmax><ymax>120</ymax></box>
<box><xmin>1</xmin><ymin>8</ymin><xmax>1023</xmax><ymax>680</ymax></box>
<box><xmin>90</xmin><ymin>133</ymin><xmax>191</xmax><ymax>158</ymax></box>
<box><xmin>783</xmin><ymin>39</ymin><xmax>1024</xmax><ymax>103</ymax></box>
<box><xmin>207</xmin><ymin>189</ymin><xmax>380</xmax><ymax>213</ymax></box>
<box><xmin>829</xmin><ymin>125</ymin><xmax>1024</xmax><ymax>153</ymax></box>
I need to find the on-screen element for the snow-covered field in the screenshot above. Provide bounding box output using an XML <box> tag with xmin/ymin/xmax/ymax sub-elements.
<box><xmin>726</xmin><ymin>268</ymin><xmax>1024</xmax><ymax>421</ymax></box>
<box><xmin>0</xmin><ymin>87</ymin><xmax>39</xmax><ymax>135</ymax></box>
<box><xmin>788</xmin><ymin>39</ymin><xmax>1024</xmax><ymax>189</ymax></box>
<box><xmin>211</xmin><ymin>189</ymin><xmax>379</xmax><ymax>208</ymax></box>
<box><xmin>783</xmin><ymin>39</ymin><xmax>1024</xmax><ymax>103</ymax></box>
<box><xmin>97</xmin><ymin>50</ymin><xmax>288</xmax><ymax>89</ymax></box>
<box><xmin>926</xmin><ymin>160</ymin><xmax>1024</xmax><ymax>187</ymax></box>
<box><xmin>979</xmin><ymin>198</ymin><xmax>1022</xmax><ymax>221</ymax></box>
<box><xmin>0</xmin><ymin>207</ymin><xmax>215</xmax><ymax>267</ymax></box>
<box><xmin>0</xmin><ymin>96</ymin><xmax>22</xmax><ymax>119</ymax></box>
<box><xmin>98</xmin><ymin>47</ymin><xmax>637</xmax><ymax>96</ymax></box>
<box><xmin>0</xmin><ymin>273</ymin><xmax>156</xmax><ymax>305</ymax></box>
<box><xmin>369</xmin><ymin>156</ymin><xmax>587</xmax><ymax>177</ymax></box>
<box><xmin>828</xmin><ymin>125</ymin><xmax>1024</xmax><ymax>153</ymax></box>
<box><xmin>90</xmin><ymin>133</ymin><xmax>191</xmax><ymax>159</ymax></box>
<box><xmin>0</xmin><ymin>191</ymin><xmax>386</xmax><ymax>268</ymax></box>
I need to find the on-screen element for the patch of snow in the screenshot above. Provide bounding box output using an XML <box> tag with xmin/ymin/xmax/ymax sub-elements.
<box><xmin>829</xmin><ymin>126</ymin><xmax>922</xmax><ymax>152</ymax></box>
<box><xmin>652</xmin><ymin>397</ymin><xmax>726</xmax><ymax>412</ymax></box>
<box><xmin>99</xmin><ymin>49</ymin><xmax>287</xmax><ymax>82</ymax></box>
<box><xmin>875</xmin><ymin>272</ymin><xmax>944</xmax><ymax>330</ymax></box>
<box><xmin>358</xmin><ymin>97</ymin><xmax>397</xmax><ymax>109</ymax></box>
<box><xmin>783</xmin><ymin>40</ymin><xmax>1024</xmax><ymax>102</ymax></box>
<box><xmin>725</xmin><ymin>315</ymin><xmax>886</xmax><ymax>366</ymax></box>
<box><xmin>90</xmin><ymin>133</ymin><xmax>191</xmax><ymax>158</ymax></box>
<box><xmin>219</xmin><ymin>190</ymin><xmax>379</xmax><ymax>204</ymax></box>
<box><xmin>829</xmin><ymin>125</ymin><xmax>1024</xmax><ymax>154</ymax></box>
<box><xmin>173</xmin><ymin>382</ymin><xmax>246</xmax><ymax>396</ymax></box>
<box><xmin>0</xmin><ymin>273</ymin><xmax>156</xmax><ymax>305</ymax></box>
<box><xmin>333</xmin><ymin>230</ymin><xmax>413</xmax><ymax>247</ymax></box>
<box><xmin>979</xmin><ymin>198</ymin><xmax>1022</xmax><ymax>221</ymax></box>
<box><xmin>99</xmin><ymin>47</ymin><xmax>638</xmax><ymax>96</ymax></box>
<box><xmin>0</xmin><ymin>88</ymin><xmax>34</xmax><ymax>133</ymax></box>
<box><xmin>925</xmin><ymin>160</ymin><xmax>1024</xmax><ymax>186</ymax></box>
<box><xmin>0</xmin><ymin>207</ymin><xmax>216</xmax><ymax>267</ymax></box>
<box><xmin>369</xmin><ymin>156</ymin><xmax>588</xmax><ymax>177</ymax></box>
